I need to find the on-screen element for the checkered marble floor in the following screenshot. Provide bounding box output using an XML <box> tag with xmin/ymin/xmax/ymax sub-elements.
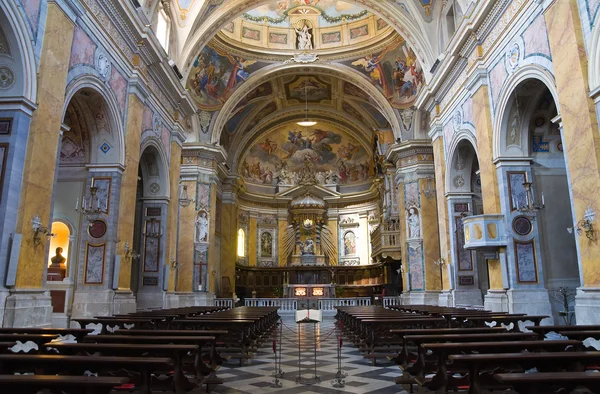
<box><xmin>211</xmin><ymin>316</ymin><xmax>409</xmax><ymax>394</ymax></box>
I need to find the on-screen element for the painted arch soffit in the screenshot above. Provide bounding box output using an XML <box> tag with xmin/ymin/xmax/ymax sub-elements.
<box><xmin>210</xmin><ymin>63</ymin><xmax>401</xmax><ymax>144</ymax></box>
<box><xmin>178</xmin><ymin>0</ymin><xmax>436</xmax><ymax>80</ymax></box>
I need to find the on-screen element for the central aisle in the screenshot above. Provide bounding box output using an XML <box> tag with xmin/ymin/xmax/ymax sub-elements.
<box><xmin>212</xmin><ymin>316</ymin><xmax>408</xmax><ymax>394</ymax></box>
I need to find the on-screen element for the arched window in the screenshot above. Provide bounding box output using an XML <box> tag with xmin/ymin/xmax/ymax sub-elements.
<box><xmin>156</xmin><ymin>8</ymin><xmax>170</xmax><ymax>53</ymax></box>
<box><xmin>47</xmin><ymin>221</ymin><xmax>70</xmax><ymax>280</ymax></box>
<box><xmin>237</xmin><ymin>229</ymin><xmax>245</xmax><ymax>257</ymax></box>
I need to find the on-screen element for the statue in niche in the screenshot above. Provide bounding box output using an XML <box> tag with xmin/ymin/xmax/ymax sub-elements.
<box><xmin>301</xmin><ymin>239</ymin><xmax>315</xmax><ymax>255</ymax></box>
<box><xmin>261</xmin><ymin>232</ymin><xmax>273</xmax><ymax>257</ymax></box>
<box><xmin>48</xmin><ymin>247</ymin><xmax>67</xmax><ymax>281</ymax></box>
<box><xmin>195</xmin><ymin>211</ymin><xmax>209</xmax><ymax>242</ymax></box>
<box><xmin>295</xmin><ymin>24</ymin><xmax>313</xmax><ymax>50</ymax></box>
<box><xmin>407</xmin><ymin>208</ymin><xmax>421</xmax><ymax>239</ymax></box>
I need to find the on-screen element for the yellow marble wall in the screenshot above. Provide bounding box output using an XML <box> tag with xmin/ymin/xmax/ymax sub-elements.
<box><xmin>165</xmin><ymin>142</ymin><xmax>182</xmax><ymax>292</ymax></box>
<box><xmin>14</xmin><ymin>4</ymin><xmax>75</xmax><ymax>288</ymax></box>
<box><xmin>473</xmin><ymin>86</ymin><xmax>502</xmax><ymax>214</ymax></box>
<box><xmin>433</xmin><ymin>138</ymin><xmax>451</xmax><ymax>289</ymax></box>
<box><xmin>396</xmin><ymin>180</ymin><xmax>409</xmax><ymax>289</ymax></box>
<box><xmin>277</xmin><ymin>218</ymin><xmax>288</xmax><ymax>266</ymax></box>
<box><xmin>220</xmin><ymin>202</ymin><xmax>237</xmax><ymax>296</ymax></box>
<box><xmin>176</xmin><ymin>180</ymin><xmax>196</xmax><ymax>292</ymax></box>
<box><xmin>545</xmin><ymin>0</ymin><xmax>600</xmax><ymax>286</ymax></box>
<box><xmin>327</xmin><ymin>219</ymin><xmax>338</xmax><ymax>266</ymax></box>
<box><xmin>207</xmin><ymin>186</ymin><xmax>218</xmax><ymax>293</ymax></box>
<box><xmin>420</xmin><ymin>177</ymin><xmax>442</xmax><ymax>291</ymax></box>
<box><xmin>248</xmin><ymin>217</ymin><xmax>257</xmax><ymax>267</ymax></box>
<box><xmin>116</xmin><ymin>94</ymin><xmax>144</xmax><ymax>290</ymax></box>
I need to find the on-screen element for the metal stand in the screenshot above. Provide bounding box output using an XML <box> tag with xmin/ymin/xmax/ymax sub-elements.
<box><xmin>331</xmin><ymin>320</ymin><xmax>346</xmax><ymax>387</ymax></box>
<box><xmin>271</xmin><ymin>320</ymin><xmax>283</xmax><ymax>387</ymax></box>
<box><xmin>295</xmin><ymin>321</ymin><xmax>320</xmax><ymax>385</ymax></box>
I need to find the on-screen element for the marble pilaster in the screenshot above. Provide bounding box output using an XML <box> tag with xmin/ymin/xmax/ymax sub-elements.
<box><xmin>176</xmin><ymin>179</ymin><xmax>196</xmax><ymax>292</ymax></box>
<box><xmin>220</xmin><ymin>192</ymin><xmax>237</xmax><ymax>297</ymax></box>
<box><xmin>165</xmin><ymin>142</ymin><xmax>182</xmax><ymax>293</ymax></box>
<box><xmin>432</xmin><ymin>136</ymin><xmax>451</xmax><ymax>290</ymax></box>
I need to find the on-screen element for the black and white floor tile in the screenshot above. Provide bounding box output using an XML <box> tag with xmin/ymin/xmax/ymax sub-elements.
<box><xmin>210</xmin><ymin>317</ymin><xmax>408</xmax><ymax>394</ymax></box>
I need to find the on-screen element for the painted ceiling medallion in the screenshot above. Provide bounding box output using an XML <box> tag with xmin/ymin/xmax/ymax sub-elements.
<box><xmin>0</xmin><ymin>66</ymin><xmax>15</xmax><ymax>90</ymax></box>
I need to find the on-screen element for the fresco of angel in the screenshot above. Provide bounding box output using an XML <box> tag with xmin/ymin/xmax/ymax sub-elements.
<box><xmin>351</xmin><ymin>53</ymin><xmax>393</xmax><ymax>97</ymax></box>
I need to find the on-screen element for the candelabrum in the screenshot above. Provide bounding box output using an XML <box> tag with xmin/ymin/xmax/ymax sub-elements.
<box><xmin>513</xmin><ymin>176</ymin><xmax>545</xmax><ymax>218</ymax></box>
<box><xmin>567</xmin><ymin>207</ymin><xmax>595</xmax><ymax>240</ymax></box>
<box><xmin>433</xmin><ymin>258</ymin><xmax>446</xmax><ymax>288</ymax></box>
<box><xmin>76</xmin><ymin>186</ymin><xmax>107</xmax><ymax>225</ymax></box>
<box><xmin>123</xmin><ymin>241</ymin><xmax>140</xmax><ymax>261</ymax></box>
<box><xmin>178</xmin><ymin>184</ymin><xmax>195</xmax><ymax>207</ymax></box>
<box><xmin>31</xmin><ymin>215</ymin><xmax>54</xmax><ymax>246</ymax></box>
<box><xmin>170</xmin><ymin>257</ymin><xmax>178</xmax><ymax>270</ymax></box>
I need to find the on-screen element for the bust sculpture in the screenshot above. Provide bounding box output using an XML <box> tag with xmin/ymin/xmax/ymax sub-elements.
<box><xmin>50</xmin><ymin>247</ymin><xmax>66</xmax><ymax>268</ymax></box>
<box><xmin>48</xmin><ymin>247</ymin><xmax>67</xmax><ymax>281</ymax></box>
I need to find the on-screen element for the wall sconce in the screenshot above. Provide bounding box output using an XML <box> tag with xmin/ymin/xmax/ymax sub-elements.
<box><xmin>170</xmin><ymin>257</ymin><xmax>178</xmax><ymax>270</ymax></box>
<box><xmin>76</xmin><ymin>186</ymin><xmax>107</xmax><ymax>225</ymax></box>
<box><xmin>567</xmin><ymin>207</ymin><xmax>595</xmax><ymax>240</ymax></box>
<box><xmin>123</xmin><ymin>241</ymin><xmax>140</xmax><ymax>261</ymax></box>
<box><xmin>143</xmin><ymin>218</ymin><xmax>162</xmax><ymax>238</ymax></box>
<box><xmin>178</xmin><ymin>184</ymin><xmax>195</xmax><ymax>207</ymax></box>
<box><xmin>433</xmin><ymin>258</ymin><xmax>446</xmax><ymax>288</ymax></box>
<box><xmin>31</xmin><ymin>215</ymin><xmax>54</xmax><ymax>246</ymax></box>
<box><xmin>422</xmin><ymin>176</ymin><xmax>436</xmax><ymax>200</ymax></box>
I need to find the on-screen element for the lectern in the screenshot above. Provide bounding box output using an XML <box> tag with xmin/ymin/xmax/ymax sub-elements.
<box><xmin>294</xmin><ymin>309</ymin><xmax>322</xmax><ymax>384</ymax></box>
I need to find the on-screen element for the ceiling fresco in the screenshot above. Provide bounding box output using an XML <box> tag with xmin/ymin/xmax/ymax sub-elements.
<box><xmin>241</xmin><ymin>122</ymin><xmax>371</xmax><ymax>186</ymax></box>
<box><xmin>343</xmin><ymin>37</ymin><xmax>424</xmax><ymax>109</ymax></box>
<box><xmin>284</xmin><ymin>75</ymin><xmax>332</xmax><ymax>104</ymax></box>
<box><xmin>186</xmin><ymin>41</ymin><xmax>269</xmax><ymax>111</ymax></box>
<box><xmin>242</xmin><ymin>1</ymin><xmax>368</xmax><ymax>27</ymax></box>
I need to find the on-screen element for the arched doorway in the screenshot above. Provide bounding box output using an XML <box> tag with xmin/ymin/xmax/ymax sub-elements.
<box><xmin>132</xmin><ymin>144</ymin><xmax>169</xmax><ymax>310</ymax></box>
<box><xmin>496</xmin><ymin>78</ymin><xmax>578</xmax><ymax>322</ymax></box>
<box><xmin>447</xmin><ymin>138</ymin><xmax>484</xmax><ymax>307</ymax></box>
<box><xmin>53</xmin><ymin>84</ymin><xmax>124</xmax><ymax>321</ymax></box>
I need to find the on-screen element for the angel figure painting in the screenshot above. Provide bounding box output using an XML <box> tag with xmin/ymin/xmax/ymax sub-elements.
<box><xmin>348</xmin><ymin>39</ymin><xmax>424</xmax><ymax>108</ymax></box>
<box><xmin>186</xmin><ymin>43</ymin><xmax>260</xmax><ymax>110</ymax></box>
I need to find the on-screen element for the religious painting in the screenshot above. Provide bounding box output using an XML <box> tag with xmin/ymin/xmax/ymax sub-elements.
<box><xmin>225</xmin><ymin>104</ymin><xmax>257</xmax><ymax>135</ymax></box>
<box><xmin>0</xmin><ymin>144</ymin><xmax>7</xmax><ymax>206</ymax></box>
<box><xmin>285</xmin><ymin>75</ymin><xmax>331</xmax><ymax>103</ymax></box>
<box><xmin>345</xmin><ymin>38</ymin><xmax>424</xmax><ymax>109</ymax></box>
<box><xmin>261</xmin><ymin>232</ymin><xmax>273</xmax><ymax>257</ymax></box>
<box><xmin>515</xmin><ymin>240</ymin><xmax>538</xmax><ymax>283</ymax></box>
<box><xmin>343</xmin><ymin>231</ymin><xmax>356</xmax><ymax>255</ymax></box>
<box><xmin>455</xmin><ymin>216</ymin><xmax>473</xmax><ymax>270</ymax></box>
<box><xmin>349</xmin><ymin>24</ymin><xmax>368</xmax><ymax>39</ymax></box>
<box><xmin>186</xmin><ymin>41</ymin><xmax>263</xmax><ymax>111</ymax></box>
<box><xmin>322</xmin><ymin>31</ymin><xmax>341</xmax><ymax>44</ymax></box>
<box><xmin>343</xmin><ymin>82</ymin><xmax>370</xmax><ymax>101</ymax></box>
<box><xmin>143</xmin><ymin>220</ymin><xmax>160</xmax><ymax>272</ymax></box>
<box><xmin>84</xmin><ymin>243</ymin><xmax>105</xmax><ymax>284</ymax></box>
<box><xmin>342</xmin><ymin>101</ymin><xmax>364</xmax><ymax>122</ymax></box>
<box><xmin>359</xmin><ymin>102</ymin><xmax>389</xmax><ymax>128</ymax></box>
<box><xmin>240</xmin><ymin>122</ymin><xmax>371</xmax><ymax>186</ymax></box>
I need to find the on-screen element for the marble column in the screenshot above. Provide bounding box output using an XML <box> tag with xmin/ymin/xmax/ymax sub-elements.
<box><xmin>545</xmin><ymin>0</ymin><xmax>600</xmax><ymax>324</ymax></box>
<box><xmin>390</xmin><ymin>142</ymin><xmax>441</xmax><ymax>305</ymax></box>
<box><xmin>277</xmin><ymin>213</ymin><xmax>289</xmax><ymax>267</ymax></box>
<box><xmin>111</xmin><ymin>93</ymin><xmax>145</xmax><ymax>314</ymax></box>
<box><xmin>4</xmin><ymin>4</ymin><xmax>74</xmax><ymax>327</ymax></box>
<box><xmin>164</xmin><ymin>141</ymin><xmax>182</xmax><ymax>294</ymax></box>
<box><xmin>431</xmin><ymin>134</ymin><xmax>453</xmax><ymax>306</ymax></box>
<box><xmin>220</xmin><ymin>183</ymin><xmax>238</xmax><ymax>297</ymax></box>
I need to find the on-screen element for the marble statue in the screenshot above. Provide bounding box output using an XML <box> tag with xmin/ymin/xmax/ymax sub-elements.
<box><xmin>196</xmin><ymin>211</ymin><xmax>209</xmax><ymax>242</ymax></box>
<box><xmin>408</xmin><ymin>208</ymin><xmax>420</xmax><ymax>238</ymax></box>
<box><xmin>295</xmin><ymin>25</ymin><xmax>313</xmax><ymax>50</ymax></box>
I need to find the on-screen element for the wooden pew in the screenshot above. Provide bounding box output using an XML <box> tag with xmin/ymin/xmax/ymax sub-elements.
<box><xmin>0</xmin><ymin>328</ymin><xmax>91</xmax><ymax>341</ymax></box>
<box><xmin>0</xmin><ymin>354</ymin><xmax>172</xmax><ymax>394</ymax></box>
<box><xmin>495</xmin><ymin>371</ymin><xmax>600</xmax><ymax>394</ymax></box>
<box><xmin>0</xmin><ymin>375</ymin><xmax>129</xmax><ymax>394</ymax></box>
<box><xmin>0</xmin><ymin>334</ymin><xmax>58</xmax><ymax>353</ymax></box>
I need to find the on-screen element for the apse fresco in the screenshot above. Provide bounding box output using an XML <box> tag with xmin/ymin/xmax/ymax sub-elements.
<box><xmin>186</xmin><ymin>43</ymin><xmax>265</xmax><ymax>110</ymax></box>
<box><xmin>243</xmin><ymin>1</ymin><xmax>368</xmax><ymax>27</ymax></box>
<box><xmin>241</xmin><ymin>123</ymin><xmax>371</xmax><ymax>186</ymax></box>
<box><xmin>344</xmin><ymin>38</ymin><xmax>424</xmax><ymax>109</ymax></box>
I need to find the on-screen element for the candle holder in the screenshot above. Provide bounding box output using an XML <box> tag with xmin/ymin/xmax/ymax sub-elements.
<box><xmin>514</xmin><ymin>178</ymin><xmax>545</xmax><ymax>218</ymax></box>
<box><xmin>567</xmin><ymin>207</ymin><xmax>595</xmax><ymax>240</ymax></box>
<box><xmin>76</xmin><ymin>186</ymin><xmax>107</xmax><ymax>225</ymax></box>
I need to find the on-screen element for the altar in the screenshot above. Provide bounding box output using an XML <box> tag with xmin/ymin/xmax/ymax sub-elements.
<box><xmin>284</xmin><ymin>284</ymin><xmax>335</xmax><ymax>309</ymax></box>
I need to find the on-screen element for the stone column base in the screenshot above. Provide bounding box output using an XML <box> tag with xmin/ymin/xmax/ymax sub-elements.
<box><xmin>400</xmin><ymin>292</ymin><xmax>410</xmax><ymax>305</ymax></box>
<box><xmin>136</xmin><ymin>291</ymin><xmax>164</xmax><ymax>311</ymax></box>
<box><xmin>0</xmin><ymin>288</ymin><xmax>10</xmax><ymax>326</ymax></box>
<box><xmin>3</xmin><ymin>289</ymin><xmax>53</xmax><ymax>328</ymax></box>
<box><xmin>71</xmin><ymin>289</ymin><xmax>137</xmax><ymax>321</ymax></box>
<box><xmin>575</xmin><ymin>287</ymin><xmax>600</xmax><ymax>325</ymax></box>
<box><xmin>453</xmin><ymin>289</ymin><xmax>484</xmax><ymax>308</ymax></box>
<box><xmin>408</xmin><ymin>291</ymin><xmax>440</xmax><ymax>306</ymax></box>
<box><xmin>484</xmin><ymin>290</ymin><xmax>509</xmax><ymax>312</ymax></box>
<box><xmin>438</xmin><ymin>290</ymin><xmax>454</xmax><ymax>307</ymax></box>
<box><xmin>507</xmin><ymin>288</ymin><xmax>554</xmax><ymax>325</ymax></box>
<box><xmin>164</xmin><ymin>292</ymin><xmax>216</xmax><ymax>308</ymax></box>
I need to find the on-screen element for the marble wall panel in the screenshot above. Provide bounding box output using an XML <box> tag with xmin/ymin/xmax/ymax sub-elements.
<box><xmin>109</xmin><ymin>67</ymin><xmax>127</xmax><ymax>113</ymax></box>
<box><xmin>92</xmin><ymin>177</ymin><xmax>111</xmax><ymax>215</ymax></box>
<box><xmin>515</xmin><ymin>240</ymin><xmax>538</xmax><ymax>283</ymax></box>
<box><xmin>455</xmin><ymin>216</ymin><xmax>473</xmax><ymax>271</ymax></box>
<box><xmin>408</xmin><ymin>243</ymin><xmax>424</xmax><ymax>290</ymax></box>
<box><xmin>143</xmin><ymin>220</ymin><xmax>160</xmax><ymax>272</ymax></box>
<box><xmin>0</xmin><ymin>144</ymin><xmax>6</xmax><ymax>206</ymax></box>
<box><xmin>22</xmin><ymin>0</ymin><xmax>41</xmax><ymax>36</ymax></box>
<box><xmin>84</xmin><ymin>243</ymin><xmax>105</xmax><ymax>284</ymax></box>
<box><xmin>488</xmin><ymin>60</ymin><xmax>508</xmax><ymax>112</ymax></box>
<box><xmin>523</xmin><ymin>14</ymin><xmax>552</xmax><ymax>59</ymax></box>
